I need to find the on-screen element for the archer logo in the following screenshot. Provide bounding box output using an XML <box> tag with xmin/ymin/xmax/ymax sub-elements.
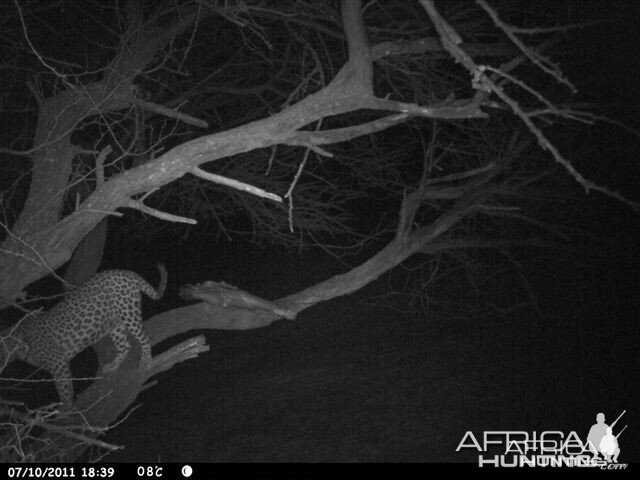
<box><xmin>586</xmin><ymin>410</ymin><xmax>627</xmax><ymax>464</ymax></box>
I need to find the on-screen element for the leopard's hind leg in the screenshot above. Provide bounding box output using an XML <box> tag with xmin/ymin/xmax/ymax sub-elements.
<box><xmin>51</xmin><ymin>362</ymin><xmax>74</xmax><ymax>407</ymax></box>
<box><xmin>128</xmin><ymin>323</ymin><xmax>152</xmax><ymax>371</ymax></box>
<box><xmin>103</xmin><ymin>323</ymin><xmax>131</xmax><ymax>374</ymax></box>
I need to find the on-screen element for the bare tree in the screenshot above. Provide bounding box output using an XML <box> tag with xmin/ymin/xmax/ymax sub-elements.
<box><xmin>0</xmin><ymin>0</ymin><xmax>636</xmax><ymax>462</ymax></box>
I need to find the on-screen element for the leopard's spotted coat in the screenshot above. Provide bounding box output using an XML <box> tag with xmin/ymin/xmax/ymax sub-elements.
<box><xmin>0</xmin><ymin>265</ymin><xmax>167</xmax><ymax>407</ymax></box>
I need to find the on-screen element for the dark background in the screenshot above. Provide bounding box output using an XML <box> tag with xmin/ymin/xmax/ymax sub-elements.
<box><xmin>0</xmin><ymin>0</ymin><xmax>638</xmax><ymax>463</ymax></box>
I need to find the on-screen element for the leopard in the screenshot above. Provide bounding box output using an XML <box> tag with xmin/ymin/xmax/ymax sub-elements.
<box><xmin>0</xmin><ymin>264</ymin><xmax>167</xmax><ymax>408</ymax></box>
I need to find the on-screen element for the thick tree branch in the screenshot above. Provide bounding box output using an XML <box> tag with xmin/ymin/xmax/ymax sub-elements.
<box><xmin>0</xmin><ymin>0</ymin><xmax>490</xmax><ymax>301</ymax></box>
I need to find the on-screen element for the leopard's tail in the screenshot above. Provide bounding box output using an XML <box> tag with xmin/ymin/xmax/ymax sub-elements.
<box><xmin>139</xmin><ymin>263</ymin><xmax>167</xmax><ymax>300</ymax></box>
